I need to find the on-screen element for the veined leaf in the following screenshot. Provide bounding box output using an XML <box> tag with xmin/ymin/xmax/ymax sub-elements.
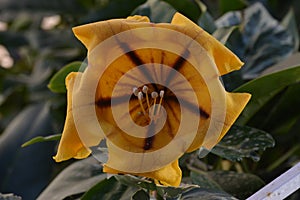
<box><xmin>131</xmin><ymin>0</ymin><xmax>176</xmax><ymax>23</ymax></box>
<box><xmin>48</xmin><ymin>61</ymin><xmax>87</xmax><ymax>93</ymax></box>
<box><xmin>190</xmin><ymin>170</ymin><xmax>264</xmax><ymax>199</ymax></box>
<box><xmin>210</xmin><ymin>125</ymin><xmax>275</xmax><ymax>162</ymax></box>
<box><xmin>213</xmin><ymin>26</ymin><xmax>238</xmax><ymax>44</ymax></box>
<box><xmin>37</xmin><ymin>156</ymin><xmax>106</xmax><ymax>200</ymax></box>
<box><xmin>281</xmin><ymin>8</ymin><xmax>299</xmax><ymax>52</ymax></box>
<box><xmin>81</xmin><ymin>176</ymin><xmax>134</xmax><ymax>200</ymax></box>
<box><xmin>234</xmin><ymin>66</ymin><xmax>300</xmax><ymax>125</ymax></box>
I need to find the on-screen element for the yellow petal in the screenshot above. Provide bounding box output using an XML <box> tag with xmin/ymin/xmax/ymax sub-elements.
<box><xmin>170</xmin><ymin>12</ymin><xmax>244</xmax><ymax>75</ymax></box>
<box><xmin>218</xmin><ymin>92</ymin><xmax>252</xmax><ymax>142</ymax></box>
<box><xmin>72</xmin><ymin>16</ymin><xmax>150</xmax><ymax>52</ymax></box>
<box><xmin>103</xmin><ymin>160</ymin><xmax>181</xmax><ymax>186</ymax></box>
<box><xmin>126</xmin><ymin>15</ymin><xmax>150</xmax><ymax>22</ymax></box>
<box><xmin>53</xmin><ymin>72</ymin><xmax>91</xmax><ymax>162</ymax></box>
<box><xmin>187</xmin><ymin>92</ymin><xmax>251</xmax><ymax>152</ymax></box>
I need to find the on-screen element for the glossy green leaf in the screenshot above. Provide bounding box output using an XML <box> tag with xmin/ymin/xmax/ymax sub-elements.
<box><xmin>261</xmin><ymin>53</ymin><xmax>300</xmax><ymax>75</ymax></box>
<box><xmin>162</xmin><ymin>0</ymin><xmax>202</xmax><ymax>23</ymax></box>
<box><xmin>131</xmin><ymin>0</ymin><xmax>176</xmax><ymax>23</ymax></box>
<box><xmin>196</xmin><ymin>1</ymin><xmax>216</xmax><ymax>33</ymax></box>
<box><xmin>281</xmin><ymin>8</ymin><xmax>299</xmax><ymax>52</ymax></box>
<box><xmin>190</xmin><ymin>171</ymin><xmax>223</xmax><ymax>190</ymax></box>
<box><xmin>37</xmin><ymin>156</ymin><xmax>106</xmax><ymax>200</ymax></box>
<box><xmin>235</xmin><ymin>66</ymin><xmax>300</xmax><ymax>125</ymax></box>
<box><xmin>115</xmin><ymin>175</ymin><xmax>155</xmax><ymax>191</ymax></box>
<box><xmin>48</xmin><ymin>61</ymin><xmax>87</xmax><ymax>93</ymax></box>
<box><xmin>213</xmin><ymin>26</ymin><xmax>238</xmax><ymax>44</ymax></box>
<box><xmin>131</xmin><ymin>189</ymin><xmax>150</xmax><ymax>200</ymax></box>
<box><xmin>81</xmin><ymin>176</ymin><xmax>138</xmax><ymax>200</ymax></box>
<box><xmin>219</xmin><ymin>0</ymin><xmax>247</xmax><ymax>14</ymax></box>
<box><xmin>206</xmin><ymin>171</ymin><xmax>265</xmax><ymax>199</ymax></box>
<box><xmin>21</xmin><ymin>134</ymin><xmax>61</xmax><ymax>147</ymax></box>
<box><xmin>116</xmin><ymin>175</ymin><xmax>199</xmax><ymax>199</ymax></box>
<box><xmin>210</xmin><ymin>125</ymin><xmax>275</xmax><ymax>162</ymax></box>
<box><xmin>180</xmin><ymin>187</ymin><xmax>237</xmax><ymax>200</ymax></box>
<box><xmin>216</xmin><ymin>2</ymin><xmax>294</xmax><ymax>79</ymax></box>
<box><xmin>190</xmin><ymin>169</ymin><xmax>264</xmax><ymax>199</ymax></box>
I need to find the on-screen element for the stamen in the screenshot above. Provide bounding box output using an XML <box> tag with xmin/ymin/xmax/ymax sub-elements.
<box><xmin>133</xmin><ymin>87</ymin><xmax>139</xmax><ymax>96</ymax></box>
<box><xmin>138</xmin><ymin>91</ymin><xmax>147</xmax><ymax>115</ymax></box>
<box><xmin>151</xmin><ymin>92</ymin><xmax>158</xmax><ymax>116</ymax></box>
<box><xmin>142</xmin><ymin>86</ymin><xmax>148</xmax><ymax>93</ymax></box>
<box><xmin>157</xmin><ymin>90</ymin><xmax>164</xmax><ymax>115</ymax></box>
<box><xmin>151</xmin><ymin>91</ymin><xmax>158</xmax><ymax>99</ymax></box>
<box><xmin>142</xmin><ymin>85</ymin><xmax>150</xmax><ymax>110</ymax></box>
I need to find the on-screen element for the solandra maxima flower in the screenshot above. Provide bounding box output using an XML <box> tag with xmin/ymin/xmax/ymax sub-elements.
<box><xmin>53</xmin><ymin>13</ymin><xmax>251</xmax><ymax>186</ymax></box>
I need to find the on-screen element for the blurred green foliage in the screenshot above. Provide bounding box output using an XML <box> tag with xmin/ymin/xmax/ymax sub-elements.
<box><xmin>0</xmin><ymin>0</ymin><xmax>299</xmax><ymax>199</ymax></box>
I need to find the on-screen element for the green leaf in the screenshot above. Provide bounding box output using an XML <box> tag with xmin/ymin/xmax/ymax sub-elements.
<box><xmin>217</xmin><ymin>2</ymin><xmax>294</xmax><ymax>79</ymax></box>
<box><xmin>37</xmin><ymin>156</ymin><xmax>106</xmax><ymax>200</ymax></box>
<box><xmin>180</xmin><ymin>187</ymin><xmax>237</xmax><ymax>200</ymax></box>
<box><xmin>48</xmin><ymin>61</ymin><xmax>87</xmax><ymax>93</ymax></box>
<box><xmin>196</xmin><ymin>1</ymin><xmax>216</xmax><ymax>33</ymax></box>
<box><xmin>234</xmin><ymin>66</ymin><xmax>300</xmax><ymax>125</ymax></box>
<box><xmin>210</xmin><ymin>125</ymin><xmax>275</xmax><ymax>162</ymax></box>
<box><xmin>190</xmin><ymin>169</ymin><xmax>264</xmax><ymax>199</ymax></box>
<box><xmin>116</xmin><ymin>175</ymin><xmax>199</xmax><ymax>199</ymax></box>
<box><xmin>156</xmin><ymin>185</ymin><xmax>199</xmax><ymax>199</ymax></box>
<box><xmin>281</xmin><ymin>8</ymin><xmax>299</xmax><ymax>52</ymax></box>
<box><xmin>81</xmin><ymin>176</ymin><xmax>138</xmax><ymax>200</ymax></box>
<box><xmin>206</xmin><ymin>171</ymin><xmax>265</xmax><ymax>199</ymax></box>
<box><xmin>131</xmin><ymin>0</ymin><xmax>176</xmax><ymax>23</ymax></box>
<box><xmin>21</xmin><ymin>134</ymin><xmax>61</xmax><ymax>147</ymax></box>
<box><xmin>212</xmin><ymin>26</ymin><xmax>238</xmax><ymax>44</ymax></box>
<box><xmin>190</xmin><ymin>171</ymin><xmax>223</xmax><ymax>190</ymax></box>
<box><xmin>115</xmin><ymin>175</ymin><xmax>156</xmax><ymax>191</ymax></box>
<box><xmin>219</xmin><ymin>0</ymin><xmax>247</xmax><ymax>14</ymax></box>
<box><xmin>161</xmin><ymin>0</ymin><xmax>202</xmax><ymax>23</ymax></box>
<box><xmin>261</xmin><ymin>53</ymin><xmax>300</xmax><ymax>75</ymax></box>
<box><xmin>131</xmin><ymin>189</ymin><xmax>150</xmax><ymax>200</ymax></box>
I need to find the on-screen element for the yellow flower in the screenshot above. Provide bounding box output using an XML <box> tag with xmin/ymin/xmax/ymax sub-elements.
<box><xmin>53</xmin><ymin>13</ymin><xmax>251</xmax><ymax>187</ymax></box>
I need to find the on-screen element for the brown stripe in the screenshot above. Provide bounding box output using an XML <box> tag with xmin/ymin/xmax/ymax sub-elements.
<box><xmin>95</xmin><ymin>95</ymin><xmax>128</xmax><ymax>108</ymax></box>
<box><xmin>164</xmin><ymin>49</ymin><xmax>190</xmax><ymax>87</ymax></box>
<box><xmin>118</xmin><ymin>42</ymin><xmax>158</xmax><ymax>90</ymax></box>
<box><xmin>168</xmin><ymin>96</ymin><xmax>210</xmax><ymax>119</ymax></box>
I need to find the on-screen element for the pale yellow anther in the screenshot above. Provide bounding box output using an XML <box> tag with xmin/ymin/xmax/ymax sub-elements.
<box><xmin>133</xmin><ymin>87</ymin><xmax>139</xmax><ymax>96</ymax></box>
<box><xmin>151</xmin><ymin>92</ymin><xmax>158</xmax><ymax>99</ymax></box>
<box><xmin>142</xmin><ymin>85</ymin><xmax>148</xmax><ymax>93</ymax></box>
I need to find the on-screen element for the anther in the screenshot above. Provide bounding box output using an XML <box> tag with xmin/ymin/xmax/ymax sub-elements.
<box><xmin>159</xmin><ymin>90</ymin><xmax>164</xmax><ymax>98</ymax></box>
<box><xmin>151</xmin><ymin>92</ymin><xmax>158</xmax><ymax>99</ymax></box>
<box><xmin>142</xmin><ymin>86</ymin><xmax>148</xmax><ymax>93</ymax></box>
<box><xmin>133</xmin><ymin>87</ymin><xmax>139</xmax><ymax>96</ymax></box>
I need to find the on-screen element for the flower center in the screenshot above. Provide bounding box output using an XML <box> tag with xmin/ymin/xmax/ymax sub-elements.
<box><xmin>132</xmin><ymin>85</ymin><xmax>165</xmax><ymax>122</ymax></box>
